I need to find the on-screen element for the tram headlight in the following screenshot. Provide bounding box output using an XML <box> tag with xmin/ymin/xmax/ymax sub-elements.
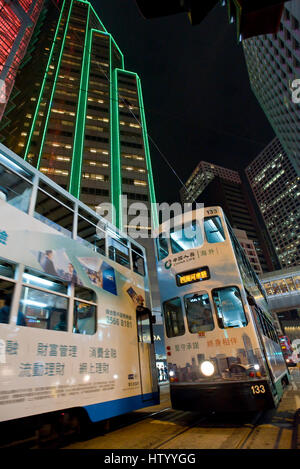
<box><xmin>200</xmin><ymin>361</ymin><xmax>215</xmax><ymax>377</ymax></box>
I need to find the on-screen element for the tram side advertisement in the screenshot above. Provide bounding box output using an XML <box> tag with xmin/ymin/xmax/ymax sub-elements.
<box><xmin>0</xmin><ymin>200</ymin><xmax>150</xmax><ymax>422</ymax></box>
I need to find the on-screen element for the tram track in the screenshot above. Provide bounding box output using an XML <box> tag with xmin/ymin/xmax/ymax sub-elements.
<box><xmin>152</xmin><ymin>410</ymin><xmax>266</xmax><ymax>450</ymax></box>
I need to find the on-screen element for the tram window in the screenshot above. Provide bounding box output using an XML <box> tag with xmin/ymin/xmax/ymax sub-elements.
<box><xmin>0</xmin><ymin>278</ymin><xmax>15</xmax><ymax>324</ymax></box>
<box><xmin>23</xmin><ymin>268</ymin><xmax>68</xmax><ymax>294</ymax></box>
<box><xmin>108</xmin><ymin>236</ymin><xmax>130</xmax><ymax>268</ymax></box>
<box><xmin>75</xmin><ymin>285</ymin><xmax>97</xmax><ymax>302</ymax></box>
<box><xmin>212</xmin><ymin>286</ymin><xmax>248</xmax><ymax>328</ymax></box>
<box><xmin>73</xmin><ymin>300</ymin><xmax>96</xmax><ymax>335</ymax></box>
<box><xmin>0</xmin><ymin>162</ymin><xmax>32</xmax><ymax>213</ymax></box>
<box><xmin>131</xmin><ymin>243</ymin><xmax>145</xmax><ymax>276</ymax></box>
<box><xmin>204</xmin><ymin>216</ymin><xmax>225</xmax><ymax>243</ymax></box>
<box><xmin>184</xmin><ymin>292</ymin><xmax>214</xmax><ymax>333</ymax></box>
<box><xmin>19</xmin><ymin>286</ymin><xmax>68</xmax><ymax>331</ymax></box>
<box><xmin>156</xmin><ymin>233</ymin><xmax>169</xmax><ymax>260</ymax></box>
<box><xmin>163</xmin><ymin>297</ymin><xmax>185</xmax><ymax>338</ymax></box>
<box><xmin>137</xmin><ymin>310</ymin><xmax>152</xmax><ymax>343</ymax></box>
<box><xmin>77</xmin><ymin>212</ymin><xmax>106</xmax><ymax>257</ymax></box>
<box><xmin>34</xmin><ymin>183</ymin><xmax>74</xmax><ymax>238</ymax></box>
<box><xmin>170</xmin><ymin>220</ymin><xmax>203</xmax><ymax>254</ymax></box>
<box><xmin>0</xmin><ymin>259</ymin><xmax>16</xmax><ymax>279</ymax></box>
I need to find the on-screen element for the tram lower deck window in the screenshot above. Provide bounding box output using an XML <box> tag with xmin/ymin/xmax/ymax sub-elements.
<box><xmin>73</xmin><ymin>300</ymin><xmax>96</xmax><ymax>335</ymax></box>
<box><xmin>19</xmin><ymin>286</ymin><xmax>69</xmax><ymax>331</ymax></box>
<box><xmin>212</xmin><ymin>286</ymin><xmax>248</xmax><ymax>328</ymax></box>
<box><xmin>184</xmin><ymin>292</ymin><xmax>214</xmax><ymax>333</ymax></box>
<box><xmin>163</xmin><ymin>297</ymin><xmax>185</xmax><ymax>338</ymax></box>
<box><xmin>0</xmin><ymin>278</ymin><xmax>15</xmax><ymax>324</ymax></box>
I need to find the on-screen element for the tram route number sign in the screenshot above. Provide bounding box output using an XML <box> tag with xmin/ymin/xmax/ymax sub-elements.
<box><xmin>251</xmin><ymin>384</ymin><xmax>266</xmax><ymax>395</ymax></box>
<box><xmin>176</xmin><ymin>266</ymin><xmax>210</xmax><ymax>286</ymax></box>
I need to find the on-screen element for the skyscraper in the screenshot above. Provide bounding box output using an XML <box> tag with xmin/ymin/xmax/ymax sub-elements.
<box><xmin>180</xmin><ymin>161</ymin><xmax>275</xmax><ymax>273</ymax></box>
<box><xmin>246</xmin><ymin>137</ymin><xmax>300</xmax><ymax>268</ymax></box>
<box><xmin>0</xmin><ymin>0</ymin><xmax>44</xmax><ymax>120</ymax></box>
<box><xmin>0</xmin><ymin>0</ymin><xmax>157</xmax><ymax>231</ymax></box>
<box><xmin>0</xmin><ymin>0</ymin><xmax>161</xmax><ymax>317</ymax></box>
<box><xmin>243</xmin><ymin>1</ymin><xmax>300</xmax><ymax>173</ymax></box>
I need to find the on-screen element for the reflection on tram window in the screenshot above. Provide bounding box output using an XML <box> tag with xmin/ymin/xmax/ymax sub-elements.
<box><xmin>163</xmin><ymin>297</ymin><xmax>185</xmax><ymax>338</ymax></box>
<box><xmin>170</xmin><ymin>220</ymin><xmax>203</xmax><ymax>254</ymax></box>
<box><xmin>184</xmin><ymin>292</ymin><xmax>214</xmax><ymax>333</ymax></box>
<box><xmin>156</xmin><ymin>233</ymin><xmax>169</xmax><ymax>260</ymax></box>
<box><xmin>73</xmin><ymin>301</ymin><xmax>96</xmax><ymax>335</ymax></box>
<box><xmin>212</xmin><ymin>286</ymin><xmax>248</xmax><ymax>328</ymax></box>
<box><xmin>204</xmin><ymin>216</ymin><xmax>225</xmax><ymax>243</ymax></box>
<box><xmin>19</xmin><ymin>286</ymin><xmax>68</xmax><ymax>331</ymax></box>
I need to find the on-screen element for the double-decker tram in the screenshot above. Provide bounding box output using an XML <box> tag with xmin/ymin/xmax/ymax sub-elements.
<box><xmin>155</xmin><ymin>206</ymin><xmax>290</xmax><ymax>414</ymax></box>
<box><xmin>0</xmin><ymin>144</ymin><xmax>158</xmax><ymax>438</ymax></box>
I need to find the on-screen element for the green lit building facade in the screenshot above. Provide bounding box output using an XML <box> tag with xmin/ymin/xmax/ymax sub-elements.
<box><xmin>0</xmin><ymin>0</ymin><xmax>157</xmax><ymax>232</ymax></box>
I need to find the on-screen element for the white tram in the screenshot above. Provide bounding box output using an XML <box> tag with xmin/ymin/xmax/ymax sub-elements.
<box><xmin>0</xmin><ymin>145</ymin><xmax>158</xmax><ymax>431</ymax></box>
<box><xmin>154</xmin><ymin>206</ymin><xmax>290</xmax><ymax>413</ymax></box>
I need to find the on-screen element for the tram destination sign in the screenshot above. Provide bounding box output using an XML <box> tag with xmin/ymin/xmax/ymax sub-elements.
<box><xmin>176</xmin><ymin>266</ymin><xmax>210</xmax><ymax>287</ymax></box>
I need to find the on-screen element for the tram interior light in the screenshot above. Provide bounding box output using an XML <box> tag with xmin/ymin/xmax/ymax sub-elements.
<box><xmin>23</xmin><ymin>273</ymin><xmax>55</xmax><ymax>288</ymax></box>
<box><xmin>20</xmin><ymin>299</ymin><xmax>47</xmax><ymax>308</ymax></box>
<box><xmin>200</xmin><ymin>361</ymin><xmax>215</xmax><ymax>377</ymax></box>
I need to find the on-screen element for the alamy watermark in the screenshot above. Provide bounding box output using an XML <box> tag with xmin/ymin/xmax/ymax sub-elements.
<box><xmin>95</xmin><ymin>197</ymin><xmax>204</xmax><ymax>241</ymax></box>
<box><xmin>291</xmin><ymin>78</ymin><xmax>300</xmax><ymax>103</ymax></box>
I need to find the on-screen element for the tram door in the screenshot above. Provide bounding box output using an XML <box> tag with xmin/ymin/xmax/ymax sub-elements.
<box><xmin>137</xmin><ymin>308</ymin><xmax>156</xmax><ymax>401</ymax></box>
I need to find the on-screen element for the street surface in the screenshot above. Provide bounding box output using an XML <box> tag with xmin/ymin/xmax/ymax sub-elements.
<box><xmin>64</xmin><ymin>367</ymin><xmax>300</xmax><ymax>450</ymax></box>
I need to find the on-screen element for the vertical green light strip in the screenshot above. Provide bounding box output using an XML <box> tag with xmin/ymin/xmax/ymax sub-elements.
<box><xmin>110</xmin><ymin>60</ymin><xmax>122</xmax><ymax>229</ymax></box>
<box><xmin>136</xmin><ymin>75</ymin><xmax>158</xmax><ymax>229</ymax></box>
<box><xmin>36</xmin><ymin>0</ymin><xmax>74</xmax><ymax>169</ymax></box>
<box><xmin>24</xmin><ymin>0</ymin><xmax>68</xmax><ymax>160</ymax></box>
<box><xmin>69</xmin><ymin>5</ymin><xmax>91</xmax><ymax>198</ymax></box>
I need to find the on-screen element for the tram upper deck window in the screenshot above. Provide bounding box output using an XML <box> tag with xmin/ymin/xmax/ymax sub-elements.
<box><xmin>156</xmin><ymin>233</ymin><xmax>168</xmax><ymax>260</ymax></box>
<box><xmin>108</xmin><ymin>236</ymin><xmax>130</xmax><ymax>268</ymax></box>
<box><xmin>131</xmin><ymin>243</ymin><xmax>145</xmax><ymax>276</ymax></box>
<box><xmin>170</xmin><ymin>220</ymin><xmax>203</xmax><ymax>254</ymax></box>
<box><xmin>163</xmin><ymin>297</ymin><xmax>185</xmax><ymax>338</ymax></box>
<box><xmin>204</xmin><ymin>216</ymin><xmax>225</xmax><ymax>243</ymax></box>
<box><xmin>0</xmin><ymin>159</ymin><xmax>32</xmax><ymax>213</ymax></box>
<box><xmin>212</xmin><ymin>286</ymin><xmax>248</xmax><ymax>328</ymax></box>
<box><xmin>34</xmin><ymin>181</ymin><xmax>74</xmax><ymax>238</ymax></box>
<box><xmin>77</xmin><ymin>208</ymin><xmax>106</xmax><ymax>256</ymax></box>
<box><xmin>184</xmin><ymin>292</ymin><xmax>214</xmax><ymax>333</ymax></box>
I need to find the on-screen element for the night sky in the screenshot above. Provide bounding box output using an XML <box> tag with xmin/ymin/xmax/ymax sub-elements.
<box><xmin>92</xmin><ymin>0</ymin><xmax>275</xmax><ymax>203</ymax></box>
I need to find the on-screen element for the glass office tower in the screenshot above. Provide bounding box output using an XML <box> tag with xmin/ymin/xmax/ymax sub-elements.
<box><xmin>0</xmin><ymin>0</ymin><xmax>157</xmax><ymax>232</ymax></box>
<box><xmin>0</xmin><ymin>0</ymin><xmax>44</xmax><ymax>120</ymax></box>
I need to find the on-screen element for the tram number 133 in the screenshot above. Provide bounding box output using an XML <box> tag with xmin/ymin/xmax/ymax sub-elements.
<box><xmin>251</xmin><ymin>384</ymin><xmax>266</xmax><ymax>395</ymax></box>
